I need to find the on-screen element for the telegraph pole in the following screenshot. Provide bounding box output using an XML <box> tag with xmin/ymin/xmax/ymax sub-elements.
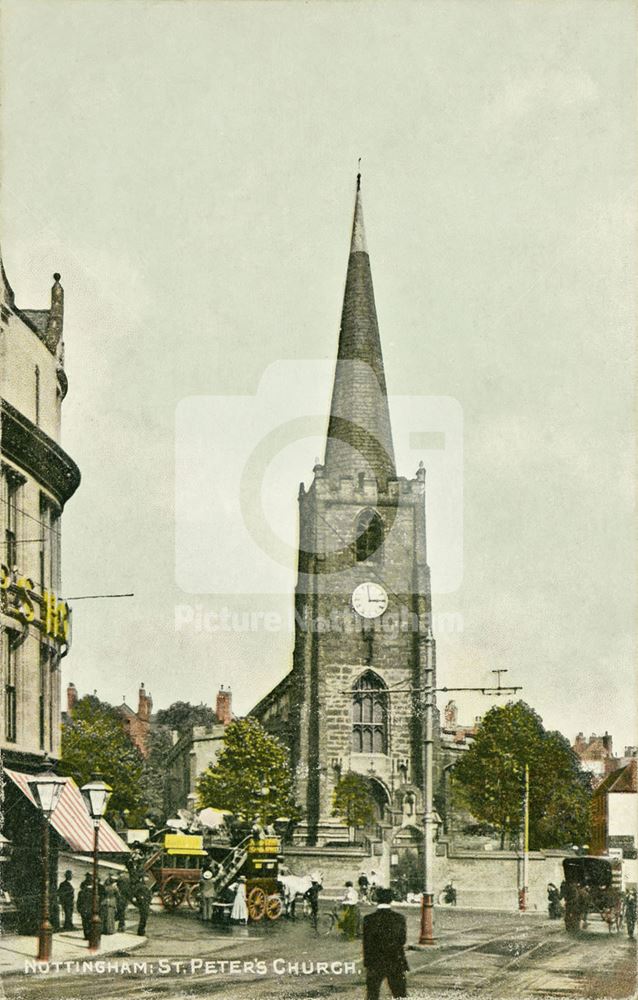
<box><xmin>419</xmin><ymin>628</ymin><xmax>436</xmax><ymax>944</ymax></box>
<box><xmin>520</xmin><ymin>763</ymin><xmax>530</xmax><ymax>911</ymax></box>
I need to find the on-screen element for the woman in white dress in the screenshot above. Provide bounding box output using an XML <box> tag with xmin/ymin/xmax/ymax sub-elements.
<box><xmin>231</xmin><ymin>876</ymin><xmax>248</xmax><ymax>924</ymax></box>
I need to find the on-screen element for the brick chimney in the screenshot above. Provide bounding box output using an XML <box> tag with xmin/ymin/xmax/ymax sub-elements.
<box><xmin>216</xmin><ymin>685</ymin><xmax>232</xmax><ymax>726</ymax></box>
<box><xmin>66</xmin><ymin>682</ymin><xmax>78</xmax><ymax>713</ymax></box>
<box><xmin>137</xmin><ymin>682</ymin><xmax>152</xmax><ymax>722</ymax></box>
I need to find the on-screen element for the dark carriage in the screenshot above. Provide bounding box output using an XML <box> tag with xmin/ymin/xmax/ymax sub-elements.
<box><xmin>562</xmin><ymin>856</ymin><xmax>623</xmax><ymax>933</ymax></box>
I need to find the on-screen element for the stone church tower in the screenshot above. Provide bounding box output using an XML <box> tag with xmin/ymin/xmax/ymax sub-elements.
<box><xmin>252</xmin><ymin>178</ymin><xmax>439</xmax><ymax>859</ymax></box>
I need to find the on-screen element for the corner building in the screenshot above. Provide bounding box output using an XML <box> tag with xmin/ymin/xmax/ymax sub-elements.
<box><xmin>252</xmin><ymin>181</ymin><xmax>440</xmax><ymax>866</ymax></box>
<box><xmin>1</xmin><ymin>256</ymin><xmax>80</xmax><ymax>930</ymax></box>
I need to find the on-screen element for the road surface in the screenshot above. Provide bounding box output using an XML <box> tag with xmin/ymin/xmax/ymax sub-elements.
<box><xmin>5</xmin><ymin>904</ymin><xmax>636</xmax><ymax>999</ymax></box>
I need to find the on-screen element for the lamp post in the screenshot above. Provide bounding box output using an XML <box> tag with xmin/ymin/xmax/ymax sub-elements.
<box><xmin>80</xmin><ymin>774</ymin><xmax>112</xmax><ymax>952</ymax></box>
<box><xmin>27</xmin><ymin>761</ymin><xmax>66</xmax><ymax>961</ymax></box>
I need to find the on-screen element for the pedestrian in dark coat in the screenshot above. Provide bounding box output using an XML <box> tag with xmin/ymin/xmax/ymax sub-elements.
<box><xmin>57</xmin><ymin>870</ymin><xmax>75</xmax><ymax>931</ymax></box>
<box><xmin>625</xmin><ymin>889</ymin><xmax>636</xmax><ymax>939</ymax></box>
<box><xmin>115</xmin><ymin>872</ymin><xmax>131</xmax><ymax>932</ymax></box>
<box><xmin>76</xmin><ymin>875</ymin><xmax>93</xmax><ymax>939</ymax></box>
<box><xmin>362</xmin><ymin>888</ymin><xmax>408</xmax><ymax>1000</ymax></box>
<box><xmin>132</xmin><ymin>881</ymin><xmax>152</xmax><ymax>936</ymax></box>
<box><xmin>305</xmin><ymin>879</ymin><xmax>322</xmax><ymax>930</ymax></box>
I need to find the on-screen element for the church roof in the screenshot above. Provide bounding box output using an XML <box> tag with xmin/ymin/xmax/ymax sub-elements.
<box><xmin>323</xmin><ymin>175</ymin><xmax>396</xmax><ymax>488</ymax></box>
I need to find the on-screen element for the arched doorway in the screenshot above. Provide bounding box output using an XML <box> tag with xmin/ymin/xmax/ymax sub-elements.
<box><xmin>367</xmin><ymin>776</ymin><xmax>391</xmax><ymax>826</ymax></box>
<box><xmin>390</xmin><ymin>825</ymin><xmax>424</xmax><ymax>898</ymax></box>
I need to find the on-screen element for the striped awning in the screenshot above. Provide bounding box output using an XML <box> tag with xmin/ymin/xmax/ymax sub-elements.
<box><xmin>3</xmin><ymin>768</ymin><xmax>129</xmax><ymax>855</ymax></box>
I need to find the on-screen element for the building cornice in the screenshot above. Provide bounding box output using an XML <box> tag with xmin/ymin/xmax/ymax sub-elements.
<box><xmin>1</xmin><ymin>399</ymin><xmax>81</xmax><ymax>507</ymax></box>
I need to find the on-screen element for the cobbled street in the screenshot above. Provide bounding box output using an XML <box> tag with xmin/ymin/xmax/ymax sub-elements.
<box><xmin>3</xmin><ymin>905</ymin><xmax>636</xmax><ymax>1000</ymax></box>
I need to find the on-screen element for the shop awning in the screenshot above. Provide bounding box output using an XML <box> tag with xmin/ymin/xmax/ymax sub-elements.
<box><xmin>3</xmin><ymin>769</ymin><xmax>129</xmax><ymax>854</ymax></box>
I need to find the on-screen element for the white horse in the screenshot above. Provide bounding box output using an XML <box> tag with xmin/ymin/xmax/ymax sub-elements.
<box><xmin>278</xmin><ymin>871</ymin><xmax>323</xmax><ymax>917</ymax></box>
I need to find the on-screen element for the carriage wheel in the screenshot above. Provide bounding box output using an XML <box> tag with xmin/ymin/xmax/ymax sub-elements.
<box><xmin>160</xmin><ymin>877</ymin><xmax>187</xmax><ymax>910</ymax></box>
<box><xmin>187</xmin><ymin>884</ymin><xmax>201</xmax><ymax>910</ymax></box>
<box><xmin>247</xmin><ymin>887</ymin><xmax>266</xmax><ymax>921</ymax></box>
<box><xmin>266</xmin><ymin>894</ymin><xmax>283</xmax><ymax>921</ymax></box>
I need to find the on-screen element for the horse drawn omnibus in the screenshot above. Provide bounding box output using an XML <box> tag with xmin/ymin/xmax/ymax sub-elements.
<box><xmin>204</xmin><ymin>833</ymin><xmax>285</xmax><ymax>922</ymax></box>
<box><xmin>145</xmin><ymin>833</ymin><xmax>209</xmax><ymax>910</ymax></box>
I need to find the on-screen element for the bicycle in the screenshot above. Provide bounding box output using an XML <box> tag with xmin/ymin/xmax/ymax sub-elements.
<box><xmin>315</xmin><ymin>903</ymin><xmax>361</xmax><ymax>938</ymax></box>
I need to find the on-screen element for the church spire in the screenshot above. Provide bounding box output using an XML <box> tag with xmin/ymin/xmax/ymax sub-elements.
<box><xmin>323</xmin><ymin>175</ymin><xmax>396</xmax><ymax>487</ymax></box>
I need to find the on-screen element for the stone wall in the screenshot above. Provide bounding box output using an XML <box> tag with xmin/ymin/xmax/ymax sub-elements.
<box><xmin>284</xmin><ymin>846</ymin><xmax>369</xmax><ymax>892</ymax></box>
<box><xmin>433</xmin><ymin>845</ymin><xmax>570</xmax><ymax>912</ymax></box>
<box><xmin>283</xmin><ymin>841</ymin><xmax>572</xmax><ymax>912</ymax></box>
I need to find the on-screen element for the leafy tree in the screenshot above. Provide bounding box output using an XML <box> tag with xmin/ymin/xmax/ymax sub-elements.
<box><xmin>140</xmin><ymin>726</ymin><xmax>174</xmax><ymax>826</ymax></box>
<box><xmin>154</xmin><ymin>701</ymin><xmax>217</xmax><ymax>736</ymax></box>
<box><xmin>332</xmin><ymin>772</ymin><xmax>376</xmax><ymax>843</ymax></box>
<box><xmin>60</xmin><ymin>695</ymin><xmax>146</xmax><ymax>824</ymax></box>
<box><xmin>452</xmin><ymin>701</ymin><xmax>592</xmax><ymax>850</ymax></box>
<box><xmin>196</xmin><ymin>718</ymin><xmax>301</xmax><ymax>827</ymax></box>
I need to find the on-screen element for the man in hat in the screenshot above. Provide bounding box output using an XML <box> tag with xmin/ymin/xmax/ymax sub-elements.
<box><xmin>132</xmin><ymin>880</ymin><xmax>152</xmax><ymax>937</ymax></box>
<box><xmin>305</xmin><ymin>877</ymin><xmax>322</xmax><ymax>931</ymax></box>
<box><xmin>358</xmin><ymin>871</ymin><xmax>370</xmax><ymax>902</ymax></box>
<box><xmin>57</xmin><ymin>870</ymin><xmax>75</xmax><ymax>931</ymax></box>
<box><xmin>199</xmin><ymin>867</ymin><xmax>216</xmax><ymax>922</ymax></box>
<box><xmin>76</xmin><ymin>874</ymin><xmax>93</xmax><ymax>939</ymax></box>
<box><xmin>625</xmin><ymin>888</ymin><xmax>636</xmax><ymax>940</ymax></box>
<box><xmin>115</xmin><ymin>870</ymin><xmax>131</xmax><ymax>932</ymax></box>
<box><xmin>362</xmin><ymin>887</ymin><xmax>408</xmax><ymax>999</ymax></box>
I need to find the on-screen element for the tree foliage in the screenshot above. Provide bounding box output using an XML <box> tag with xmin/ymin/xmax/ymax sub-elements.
<box><xmin>332</xmin><ymin>772</ymin><xmax>376</xmax><ymax>838</ymax></box>
<box><xmin>60</xmin><ymin>695</ymin><xmax>146</xmax><ymax>823</ymax></box>
<box><xmin>196</xmin><ymin>718</ymin><xmax>301</xmax><ymax>826</ymax></box>
<box><xmin>452</xmin><ymin>701</ymin><xmax>592</xmax><ymax>849</ymax></box>
<box><xmin>154</xmin><ymin>701</ymin><xmax>217</xmax><ymax>736</ymax></box>
<box><xmin>140</xmin><ymin>726</ymin><xmax>174</xmax><ymax>826</ymax></box>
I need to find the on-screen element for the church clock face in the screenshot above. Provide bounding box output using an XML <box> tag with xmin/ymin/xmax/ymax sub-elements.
<box><xmin>352</xmin><ymin>581</ymin><xmax>388</xmax><ymax>619</ymax></box>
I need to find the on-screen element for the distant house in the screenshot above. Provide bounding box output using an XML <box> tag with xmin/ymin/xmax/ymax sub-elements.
<box><xmin>591</xmin><ymin>758</ymin><xmax>637</xmax><ymax>858</ymax></box>
<box><xmin>117</xmin><ymin>683</ymin><xmax>153</xmax><ymax>757</ymax></box>
<box><xmin>573</xmin><ymin>731</ymin><xmax>617</xmax><ymax>783</ymax></box>
<box><xmin>163</xmin><ymin>686</ymin><xmax>233</xmax><ymax>817</ymax></box>
<box><xmin>65</xmin><ymin>680</ymin><xmax>153</xmax><ymax>757</ymax></box>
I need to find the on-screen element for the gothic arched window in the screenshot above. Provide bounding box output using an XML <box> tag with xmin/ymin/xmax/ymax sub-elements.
<box><xmin>352</xmin><ymin>671</ymin><xmax>388</xmax><ymax>754</ymax></box>
<box><xmin>355</xmin><ymin>509</ymin><xmax>384</xmax><ymax>563</ymax></box>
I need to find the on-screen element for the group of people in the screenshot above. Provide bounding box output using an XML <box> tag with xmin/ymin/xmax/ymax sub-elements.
<box><xmin>199</xmin><ymin>864</ymin><xmax>251</xmax><ymax>924</ymax></box>
<box><xmin>56</xmin><ymin>867</ymin><xmax>152</xmax><ymax>938</ymax></box>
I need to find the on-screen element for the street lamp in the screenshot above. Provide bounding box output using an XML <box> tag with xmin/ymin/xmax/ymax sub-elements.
<box><xmin>80</xmin><ymin>773</ymin><xmax>112</xmax><ymax>952</ymax></box>
<box><xmin>27</xmin><ymin>761</ymin><xmax>66</xmax><ymax>961</ymax></box>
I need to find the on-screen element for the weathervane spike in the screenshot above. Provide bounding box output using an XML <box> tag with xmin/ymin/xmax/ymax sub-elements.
<box><xmin>357</xmin><ymin>157</ymin><xmax>361</xmax><ymax>191</ymax></box>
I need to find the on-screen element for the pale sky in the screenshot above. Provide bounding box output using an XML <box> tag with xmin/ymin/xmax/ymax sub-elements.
<box><xmin>2</xmin><ymin>1</ymin><xmax>636</xmax><ymax>747</ymax></box>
